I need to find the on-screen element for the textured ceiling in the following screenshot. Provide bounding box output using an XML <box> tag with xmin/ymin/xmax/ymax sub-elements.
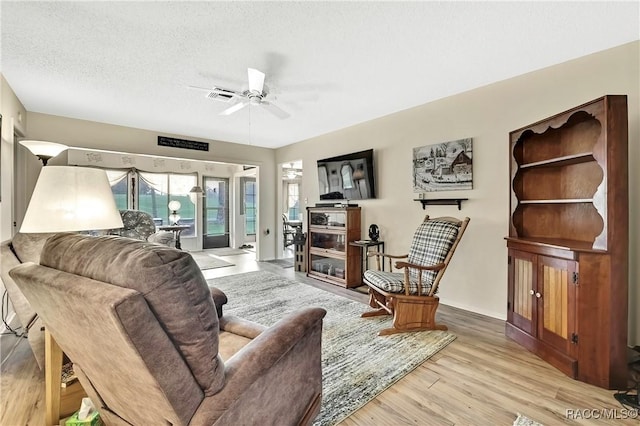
<box><xmin>1</xmin><ymin>2</ymin><xmax>638</xmax><ymax>149</ymax></box>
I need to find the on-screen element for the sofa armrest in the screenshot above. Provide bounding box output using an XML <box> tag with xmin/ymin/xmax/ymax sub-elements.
<box><xmin>192</xmin><ymin>307</ymin><xmax>326</xmax><ymax>425</ymax></box>
<box><xmin>0</xmin><ymin>241</ymin><xmax>37</xmax><ymax>328</ymax></box>
<box><xmin>209</xmin><ymin>286</ymin><xmax>228</xmax><ymax>318</ymax></box>
<box><xmin>219</xmin><ymin>315</ymin><xmax>266</xmax><ymax>339</ymax></box>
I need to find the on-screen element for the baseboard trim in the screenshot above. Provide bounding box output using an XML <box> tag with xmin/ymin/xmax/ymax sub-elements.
<box><xmin>441</xmin><ymin>300</ymin><xmax>506</xmax><ymax>321</ymax></box>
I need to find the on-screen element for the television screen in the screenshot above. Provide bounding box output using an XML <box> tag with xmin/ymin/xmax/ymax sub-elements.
<box><xmin>317</xmin><ymin>149</ymin><xmax>376</xmax><ymax>200</ymax></box>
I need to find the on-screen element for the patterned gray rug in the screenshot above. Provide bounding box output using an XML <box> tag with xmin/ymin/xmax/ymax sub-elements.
<box><xmin>206</xmin><ymin>247</ymin><xmax>250</xmax><ymax>256</ymax></box>
<box><xmin>207</xmin><ymin>271</ymin><xmax>456</xmax><ymax>426</ymax></box>
<box><xmin>189</xmin><ymin>252</ymin><xmax>234</xmax><ymax>270</ymax></box>
<box><xmin>513</xmin><ymin>413</ymin><xmax>543</xmax><ymax>426</ymax></box>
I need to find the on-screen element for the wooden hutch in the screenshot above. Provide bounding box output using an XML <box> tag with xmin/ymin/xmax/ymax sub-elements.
<box><xmin>505</xmin><ymin>95</ymin><xmax>628</xmax><ymax>389</ymax></box>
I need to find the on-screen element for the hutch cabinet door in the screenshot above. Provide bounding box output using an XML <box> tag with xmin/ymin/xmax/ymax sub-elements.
<box><xmin>507</xmin><ymin>249</ymin><xmax>537</xmax><ymax>336</ymax></box>
<box><xmin>536</xmin><ymin>255</ymin><xmax>578</xmax><ymax>357</ymax></box>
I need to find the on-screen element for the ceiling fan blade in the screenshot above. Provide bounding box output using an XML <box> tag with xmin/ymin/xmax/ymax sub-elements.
<box><xmin>260</xmin><ymin>101</ymin><xmax>290</xmax><ymax>119</ymax></box>
<box><xmin>187</xmin><ymin>85</ymin><xmax>214</xmax><ymax>92</ymax></box>
<box><xmin>247</xmin><ymin>68</ymin><xmax>265</xmax><ymax>93</ymax></box>
<box><xmin>220</xmin><ymin>99</ymin><xmax>249</xmax><ymax>116</ymax></box>
<box><xmin>188</xmin><ymin>85</ymin><xmax>244</xmax><ymax>97</ymax></box>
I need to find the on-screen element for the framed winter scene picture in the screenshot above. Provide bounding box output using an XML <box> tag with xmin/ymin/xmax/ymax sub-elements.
<box><xmin>413</xmin><ymin>138</ymin><xmax>473</xmax><ymax>192</ymax></box>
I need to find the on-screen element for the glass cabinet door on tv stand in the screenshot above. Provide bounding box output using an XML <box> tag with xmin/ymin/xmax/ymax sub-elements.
<box><xmin>306</xmin><ymin>206</ymin><xmax>362</xmax><ymax>288</ymax></box>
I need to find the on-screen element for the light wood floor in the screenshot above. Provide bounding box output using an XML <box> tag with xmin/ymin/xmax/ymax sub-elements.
<box><xmin>1</xmin><ymin>250</ymin><xmax>638</xmax><ymax>426</ymax></box>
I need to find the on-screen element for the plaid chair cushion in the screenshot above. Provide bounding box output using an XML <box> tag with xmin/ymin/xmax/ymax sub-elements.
<box><xmin>364</xmin><ymin>270</ymin><xmax>432</xmax><ymax>295</ymax></box>
<box><xmin>407</xmin><ymin>219</ymin><xmax>459</xmax><ymax>284</ymax></box>
<box><xmin>365</xmin><ymin>218</ymin><xmax>459</xmax><ymax>295</ymax></box>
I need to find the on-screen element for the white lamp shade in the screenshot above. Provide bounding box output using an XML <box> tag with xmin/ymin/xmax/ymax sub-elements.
<box><xmin>189</xmin><ymin>186</ymin><xmax>203</xmax><ymax>204</ymax></box>
<box><xmin>19</xmin><ymin>140</ymin><xmax>68</xmax><ymax>158</ymax></box>
<box><xmin>168</xmin><ymin>200</ymin><xmax>181</xmax><ymax>211</ymax></box>
<box><xmin>20</xmin><ymin>166</ymin><xmax>124</xmax><ymax>233</ymax></box>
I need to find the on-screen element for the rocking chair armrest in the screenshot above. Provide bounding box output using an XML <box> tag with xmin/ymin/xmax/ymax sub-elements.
<box><xmin>394</xmin><ymin>261</ymin><xmax>446</xmax><ymax>271</ymax></box>
<box><xmin>367</xmin><ymin>252</ymin><xmax>408</xmax><ymax>259</ymax></box>
<box><xmin>367</xmin><ymin>252</ymin><xmax>408</xmax><ymax>272</ymax></box>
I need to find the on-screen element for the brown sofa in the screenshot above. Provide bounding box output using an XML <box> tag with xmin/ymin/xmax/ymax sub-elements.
<box><xmin>0</xmin><ymin>232</ymin><xmax>56</xmax><ymax>369</ymax></box>
<box><xmin>10</xmin><ymin>233</ymin><xmax>326</xmax><ymax>425</ymax></box>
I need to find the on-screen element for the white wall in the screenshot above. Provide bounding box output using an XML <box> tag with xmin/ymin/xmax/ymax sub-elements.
<box><xmin>0</xmin><ymin>74</ymin><xmax>30</xmax><ymax>332</ymax></box>
<box><xmin>0</xmin><ymin>74</ymin><xmax>29</xmax><ymax>241</ymax></box>
<box><xmin>276</xmin><ymin>41</ymin><xmax>640</xmax><ymax>346</ymax></box>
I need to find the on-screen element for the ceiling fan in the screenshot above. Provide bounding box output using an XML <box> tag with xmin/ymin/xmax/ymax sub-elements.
<box><xmin>190</xmin><ymin>68</ymin><xmax>290</xmax><ymax>119</ymax></box>
<box><xmin>283</xmin><ymin>162</ymin><xmax>303</xmax><ymax>180</ymax></box>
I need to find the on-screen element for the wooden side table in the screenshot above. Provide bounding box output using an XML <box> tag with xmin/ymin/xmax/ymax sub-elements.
<box><xmin>349</xmin><ymin>240</ymin><xmax>385</xmax><ymax>284</ymax></box>
<box><xmin>158</xmin><ymin>225</ymin><xmax>190</xmax><ymax>250</ymax></box>
<box><xmin>45</xmin><ymin>330</ymin><xmax>86</xmax><ymax>426</ymax></box>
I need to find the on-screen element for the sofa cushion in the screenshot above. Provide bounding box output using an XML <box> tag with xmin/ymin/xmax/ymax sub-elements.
<box><xmin>10</xmin><ymin>232</ymin><xmax>57</xmax><ymax>264</ymax></box>
<box><xmin>39</xmin><ymin>233</ymin><xmax>225</xmax><ymax>395</ymax></box>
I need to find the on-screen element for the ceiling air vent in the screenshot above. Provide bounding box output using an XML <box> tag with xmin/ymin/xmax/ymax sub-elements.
<box><xmin>206</xmin><ymin>87</ymin><xmax>236</xmax><ymax>103</ymax></box>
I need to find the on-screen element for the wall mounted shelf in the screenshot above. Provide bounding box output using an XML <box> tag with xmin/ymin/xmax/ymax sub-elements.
<box><xmin>414</xmin><ymin>198</ymin><xmax>468</xmax><ymax>210</ymax></box>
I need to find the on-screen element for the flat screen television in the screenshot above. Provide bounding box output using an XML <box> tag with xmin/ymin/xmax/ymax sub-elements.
<box><xmin>317</xmin><ymin>149</ymin><xmax>376</xmax><ymax>200</ymax></box>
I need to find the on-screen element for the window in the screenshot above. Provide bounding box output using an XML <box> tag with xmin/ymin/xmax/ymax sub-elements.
<box><xmin>287</xmin><ymin>183</ymin><xmax>300</xmax><ymax>221</ymax></box>
<box><xmin>243</xmin><ymin>179</ymin><xmax>256</xmax><ymax>236</ymax></box>
<box><xmin>138</xmin><ymin>172</ymin><xmax>196</xmax><ymax>236</ymax></box>
<box><xmin>105</xmin><ymin>169</ymin><xmax>130</xmax><ymax>211</ymax></box>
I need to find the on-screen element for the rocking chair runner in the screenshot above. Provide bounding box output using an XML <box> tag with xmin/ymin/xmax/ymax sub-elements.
<box><xmin>361</xmin><ymin>215</ymin><xmax>470</xmax><ymax>335</ymax></box>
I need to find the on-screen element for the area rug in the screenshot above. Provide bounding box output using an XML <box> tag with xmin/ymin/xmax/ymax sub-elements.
<box><xmin>513</xmin><ymin>414</ymin><xmax>543</xmax><ymax>426</ymax></box>
<box><xmin>264</xmin><ymin>258</ymin><xmax>294</xmax><ymax>268</ymax></box>
<box><xmin>207</xmin><ymin>271</ymin><xmax>456</xmax><ymax>426</ymax></box>
<box><xmin>188</xmin><ymin>252</ymin><xmax>234</xmax><ymax>270</ymax></box>
<box><xmin>206</xmin><ymin>247</ymin><xmax>250</xmax><ymax>256</ymax></box>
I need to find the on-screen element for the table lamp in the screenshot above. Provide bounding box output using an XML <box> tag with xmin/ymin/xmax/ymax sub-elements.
<box><xmin>168</xmin><ymin>200</ymin><xmax>181</xmax><ymax>225</ymax></box>
<box><xmin>17</xmin><ymin>166</ymin><xmax>124</xmax><ymax>426</ymax></box>
<box><xmin>20</xmin><ymin>166</ymin><xmax>123</xmax><ymax>233</ymax></box>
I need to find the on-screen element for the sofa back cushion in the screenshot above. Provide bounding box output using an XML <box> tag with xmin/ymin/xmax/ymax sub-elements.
<box><xmin>40</xmin><ymin>233</ymin><xmax>225</xmax><ymax>395</ymax></box>
<box><xmin>10</xmin><ymin>232</ymin><xmax>57</xmax><ymax>264</ymax></box>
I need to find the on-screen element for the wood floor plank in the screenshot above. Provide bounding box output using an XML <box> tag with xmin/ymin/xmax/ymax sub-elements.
<box><xmin>2</xmin><ymin>252</ymin><xmax>637</xmax><ymax>426</ymax></box>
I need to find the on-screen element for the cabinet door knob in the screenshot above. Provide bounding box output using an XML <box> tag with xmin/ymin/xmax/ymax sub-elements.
<box><xmin>529</xmin><ymin>290</ymin><xmax>534</xmax><ymax>296</ymax></box>
<box><xmin>535</xmin><ymin>292</ymin><xmax>541</xmax><ymax>298</ymax></box>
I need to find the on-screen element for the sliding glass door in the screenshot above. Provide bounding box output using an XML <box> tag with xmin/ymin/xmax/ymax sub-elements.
<box><xmin>203</xmin><ymin>177</ymin><xmax>229</xmax><ymax>248</ymax></box>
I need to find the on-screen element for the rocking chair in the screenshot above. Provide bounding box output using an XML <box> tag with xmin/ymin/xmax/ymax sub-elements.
<box><xmin>361</xmin><ymin>215</ymin><xmax>470</xmax><ymax>335</ymax></box>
